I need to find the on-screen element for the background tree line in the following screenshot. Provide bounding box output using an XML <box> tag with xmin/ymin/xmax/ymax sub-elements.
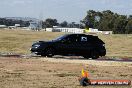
<box><xmin>0</xmin><ymin>18</ymin><xmax>30</xmax><ymax>27</ymax></box>
<box><xmin>0</xmin><ymin>18</ymin><xmax>83</xmax><ymax>29</ymax></box>
<box><xmin>82</xmin><ymin>10</ymin><xmax>132</xmax><ymax>34</ymax></box>
<box><xmin>42</xmin><ymin>10</ymin><xmax>132</xmax><ymax>34</ymax></box>
<box><xmin>0</xmin><ymin>10</ymin><xmax>132</xmax><ymax>34</ymax></box>
<box><xmin>42</xmin><ymin>18</ymin><xmax>84</xmax><ymax>29</ymax></box>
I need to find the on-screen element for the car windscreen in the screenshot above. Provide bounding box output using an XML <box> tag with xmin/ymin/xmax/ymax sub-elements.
<box><xmin>53</xmin><ymin>34</ymin><xmax>68</xmax><ymax>41</ymax></box>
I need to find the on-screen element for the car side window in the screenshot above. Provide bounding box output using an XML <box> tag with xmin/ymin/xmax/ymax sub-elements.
<box><xmin>81</xmin><ymin>36</ymin><xmax>87</xmax><ymax>42</ymax></box>
<box><xmin>66</xmin><ymin>35</ymin><xmax>78</xmax><ymax>43</ymax></box>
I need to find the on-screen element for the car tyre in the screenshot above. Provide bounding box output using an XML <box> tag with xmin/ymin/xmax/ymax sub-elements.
<box><xmin>45</xmin><ymin>47</ymin><xmax>55</xmax><ymax>57</ymax></box>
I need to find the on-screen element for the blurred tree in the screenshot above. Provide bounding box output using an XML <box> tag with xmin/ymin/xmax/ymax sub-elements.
<box><xmin>98</xmin><ymin>10</ymin><xmax>116</xmax><ymax>31</ymax></box>
<box><xmin>83</xmin><ymin>10</ymin><xmax>96</xmax><ymax>28</ymax></box>
<box><xmin>82</xmin><ymin>10</ymin><xmax>132</xmax><ymax>33</ymax></box>
<box><xmin>113</xmin><ymin>15</ymin><xmax>127</xmax><ymax>34</ymax></box>
<box><xmin>60</xmin><ymin>21</ymin><xmax>68</xmax><ymax>27</ymax></box>
<box><xmin>44</xmin><ymin>18</ymin><xmax>59</xmax><ymax>28</ymax></box>
<box><xmin>0</xmin><ymin>18</ymin><xmax>30</xmax><ymax>27</ymax></box>
<box><xmin>125</xmin><ymin>18</ymin><xmax>132</xmax><ymax>34</ymax></box>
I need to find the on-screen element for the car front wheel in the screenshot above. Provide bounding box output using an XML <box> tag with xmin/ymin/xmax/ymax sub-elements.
<box><xmin>45</xmin><ymin>47</ymin><xmax>55</xmax><ymax>57</ymax></box>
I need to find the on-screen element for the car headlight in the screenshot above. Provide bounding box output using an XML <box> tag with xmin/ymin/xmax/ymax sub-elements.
<box><xmin>33</xmin><ymin>45</ymin><xmax>40</xmax><ymax>48</ymax></box>
<box><xmin>35</xmin><ymin>45</ymin><xmax>40</xmax><ymax>47</ymax></box>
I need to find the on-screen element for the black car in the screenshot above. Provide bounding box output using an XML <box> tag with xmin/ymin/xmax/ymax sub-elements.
<box><xmin>30</xmin><ymin>34</ymin><xmax>106</xmax><ymax>59</ymax></box>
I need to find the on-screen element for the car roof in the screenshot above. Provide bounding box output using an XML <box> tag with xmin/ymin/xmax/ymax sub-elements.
<box><xmin>65</xmin><ymin>33</ymin><xmax>94</xmax><ymax>37</ymax></box>
<box><xmin>63</xmin><ymin>34</ymin><xmax>104</xmax><ymax>44</ymax></box>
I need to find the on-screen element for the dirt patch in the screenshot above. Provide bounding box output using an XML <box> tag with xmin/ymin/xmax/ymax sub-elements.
<box><xmin>0</xmin><ymin>57</ymin><xmax>131</xmax><ymax>88</ymax></box>
<box><xmin>39</xmin><ymin>57</ymin><xmax>132</xmax><ymax>67</ymax></box>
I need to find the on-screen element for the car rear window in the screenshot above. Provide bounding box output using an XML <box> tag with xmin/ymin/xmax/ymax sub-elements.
<box><xmin>88</xmin><ymin>36</ymin><xmax>104</xmax><ymax>44</ymax></box>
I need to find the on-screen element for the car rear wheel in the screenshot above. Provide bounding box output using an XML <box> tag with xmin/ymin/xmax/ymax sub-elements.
<box><xmin>91</xmin><ymin>50</ymin><xmax>99</xmax><ymax>59</ymax></box>
<box><xmin>45</xmin><ymin>47</ymin><xmax>55</xmax><ymax>57</ymax></box>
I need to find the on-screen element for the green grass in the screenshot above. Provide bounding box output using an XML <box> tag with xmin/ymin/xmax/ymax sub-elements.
<box><xmin>0</xmin><ymin>29</ymin><xmax>132</xmax><ymax>57</ymax></box>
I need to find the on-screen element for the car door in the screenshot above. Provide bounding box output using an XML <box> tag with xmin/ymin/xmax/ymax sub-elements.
<box><xmin>56</xmin><ymin>34</ymin><xmax>79</xmax><ymax>55</ymax></box>
<box><xmin>77</xmin><ymin>35</ymin><xmax>92</xmax><ymax>55</ymax></box>
<box><xmin>66</xmin><ymin>34</ymin><xmax>79</xmax><ymax>54</ymax></box>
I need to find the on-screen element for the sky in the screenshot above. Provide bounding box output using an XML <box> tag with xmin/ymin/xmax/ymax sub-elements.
<box><xmin>0</xmin><ymin>0</ymin><xmax>132</xmax><ymax>23</ymax></box>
